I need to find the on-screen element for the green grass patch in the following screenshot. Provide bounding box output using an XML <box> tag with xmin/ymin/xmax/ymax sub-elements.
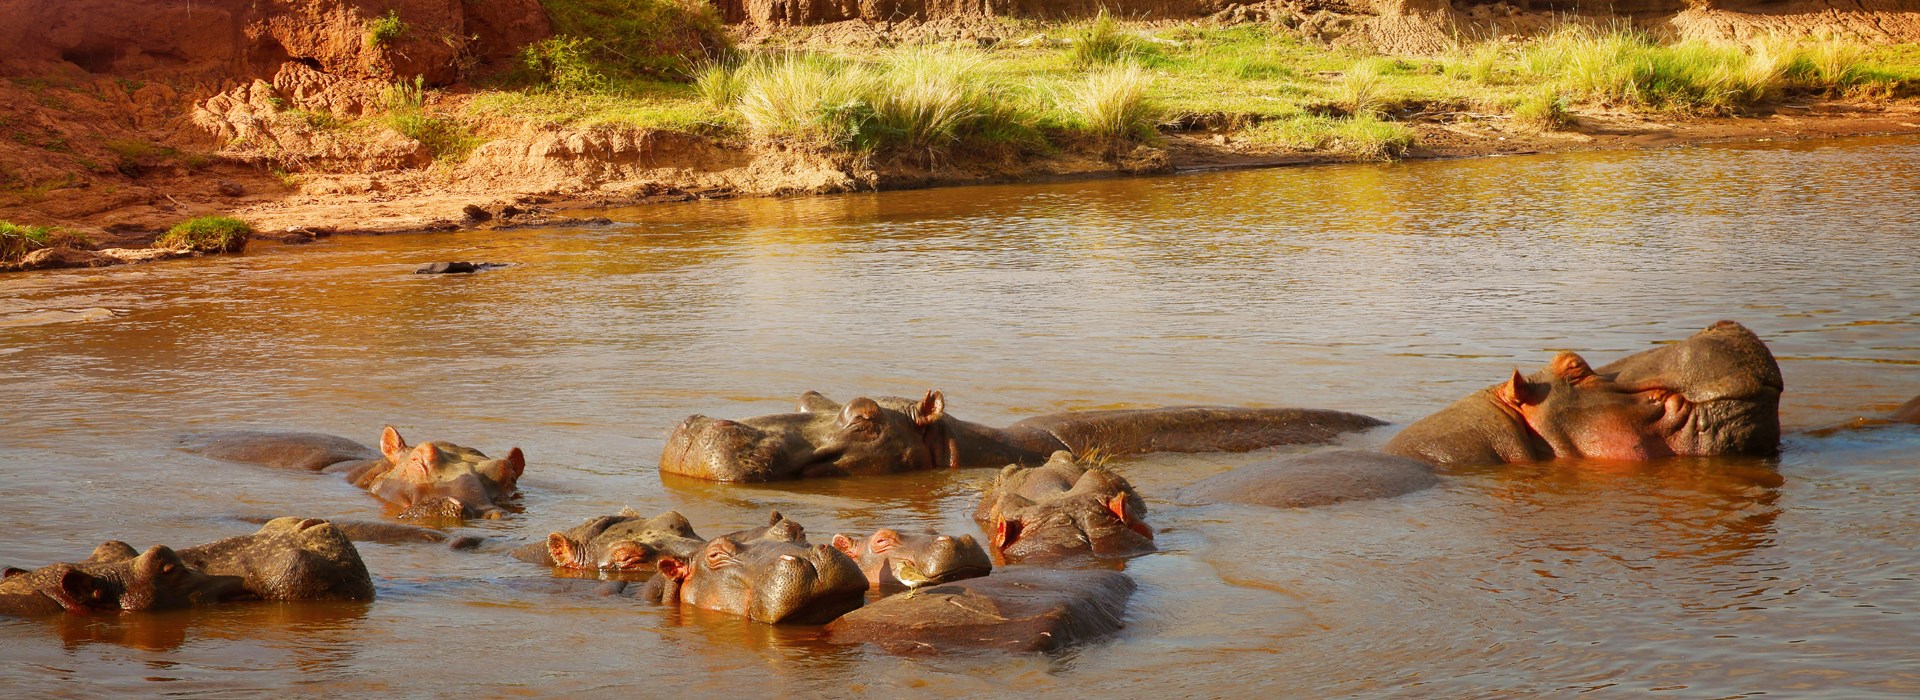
<box><xmin>382</xmin><ymin>76</ymin><xmax>482</xmax><ymax>162</ymax></box>
<box><xmin>0</xmin><ymin>221</ymin><xmax>90</xmax><ymax>263</ymax></box>
<box><xmin>157</xmin><ymin>216</ymin><xmax>251</xmax><ymax>253</ymax></box>
<box><xmin>1069</xmin><ymin>10</ymin><xmax>1160</xmax><ymax>68</ymax></box>
<box><xmin>1065</xmin><ymin>63</ymin><xmax>1161</xmax><ymax>141</ymax></box>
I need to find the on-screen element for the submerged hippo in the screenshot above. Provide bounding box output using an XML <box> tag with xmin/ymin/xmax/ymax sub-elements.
<box><xmin>1184</xmin><ymin>321</ymin><xmax>1785</xmax><ymax>510</ymax></box>
<box><xmin>651</xmin><ymin>514</ymin><xmax>868</xmax><ymax>624</ymax></box>
<box><xmin>1895</xmin><ymin>395</ymin><xmax>1920</xmax><ymax>424</ymax></box>
<box><xmin>509</xmin><ymin>508</ymin><xmax>706</xmax><ymax>573</ymax></box>
<box><xmin>175</xmin><ymin>518</ymin><xmax>375</xmax><ymax>601</ymax></box>
<box><xmin>976</xmin><ymin>452</ymin><xmax>1154</xmax><ymax>563</ymax></box>
<box><xmin>661</xmin><ymin>390</ymin><xmax>1384</xmax><ymax>482</ymax></box>
<box><xmin>1</xmin><ymin>545</ymin><xmax>241</xmax><ymax>616</ymax></box>
<box><xmin>180</xmin><ymin>426</ymin><xmax>525</xmax><ymax>520</ymax></box>
<box><xmin>830</xmin><ymin>529</ymin><xmax>992</xmax><ymax>588</ymax></box>
<box><xmin>826</xmin><ymin>567</ymin><xmax>1135</xmax><ymax>654</ymax></box>
<box><xmin>1384</xmin><ymin>320</ymin><xmax>1783</xmax><ymax>466</ymax></box>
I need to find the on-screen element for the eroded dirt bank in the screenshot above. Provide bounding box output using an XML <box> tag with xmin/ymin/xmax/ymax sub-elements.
<box><xmin>3</xmin><ymin>0</ymin><xmax>1919</xmax><ymax>270</ymax></box>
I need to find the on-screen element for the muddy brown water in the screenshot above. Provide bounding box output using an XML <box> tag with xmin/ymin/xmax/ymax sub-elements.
<box><xmin>3</xmin><ymin>136</ymin><xmax>1919</xmax><ymax>696</ymax></box>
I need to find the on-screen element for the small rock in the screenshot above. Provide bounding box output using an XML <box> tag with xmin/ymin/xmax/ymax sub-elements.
<box><xmin>497</xmin><ymin>205</ymin><xmax>524</xmax><ymax>219</ymax></box>
<box><xmin>217</xmin><ymin>180</ymin><xmax>245</xmax><ymax>197</ymax></box>
<box><xmin>16</xmin><ymin>247</ymin><xmax>121</xmax><ymax>270</ymax></box>
<box><xmin>462</xmin><ymin>204</ymin><xmax>492</xmax><ymax>221</ymax></box>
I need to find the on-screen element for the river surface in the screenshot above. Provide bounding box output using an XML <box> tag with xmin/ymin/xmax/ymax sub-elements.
<box><xmin>3</xmin><ymin>136</ymin><xmax>1919</xmax><ymax>697</ymax></box>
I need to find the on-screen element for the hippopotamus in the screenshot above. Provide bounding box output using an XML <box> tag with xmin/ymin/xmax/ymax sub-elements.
<box><xmin>180</xmin><ymin>426</ymin><xmax>525</xmax><ymax>520</ymax></box>
<box><xmin>508</xmin><ymin>508</ymin><xmax>706</xmax><ymax>574</ymax></box>
<box><xmin>1384</xmin><ymin>320</ymin><xmax>1782</xmax><ymax>467</ymax></box>
<box><xmin>650</xmin><ymin>514</ymin><xmax>868</xmax><ymax>624</ymax></box>
<box><xmin>1</xmin><ymin>545</ymin><xmax>241</xmax><ymax>616</ymax></box>
<box><xmin>661</xmin><ymin>390</ymin><xmax>1385</xmax><ymax>482</ymax></box>
<box><xmin>174</xmin><ymin>518</ymin><xmax>375</xmax><ymax>601</ymax></box>
<box><xmin>826</xmin><ymin>568</ymin><xmax>1135</xmax><ymax>653</ymax></box>
<box><xmin>1181</xmin><ymin>321</ymin><xmax>1784</xmax><ymax>511</ymax></box>
<box><xmin>830</xmin><ymin>529</ymin><xmax>992</xmax><ymax>588</ymax></box>
<box><xmin>975</xmin><ymin>451</ymin><xmax>1154</xmax><ymax>563</ymax></box>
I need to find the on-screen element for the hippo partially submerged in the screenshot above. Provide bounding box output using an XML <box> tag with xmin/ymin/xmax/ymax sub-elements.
<box><xmin>826</xmin><ymin>568</ymin><xmax>1135</xmax><ymax>654</ymax></box>
<box><xmin>661</xmin><ymin>390</ymin><xmax>1384</xmax><ymax>481</ymax></box>
<box><xmin>180</xmin><ymin>426</ymin><xmax>525</xmax><ymax>520</ymax></box>
<box><xmin>175</xmin><ymin>518</ymin><xmax>375</xmax><ymax>601</ymax></box>
<box><xmin>976</xmin><ymin>452</ymin><xmax>1154</xmax><ymax>563</ymax></box>
<box><xmin>509</xmin><ymin>509</ymin><xmax>706</xmax><ymax>574</ymax></box>
<box><xmin>651</xmin><ymin>514</ymin><xmax>868</xmax><ymax>624</ymax></box>
<box><xmin>830</xmin><ymin>529</ymin><xmax>992</xmax><ymax>588</ymax></box>
<box><xmin>1183</xmin><ymin>321</ymin><xmax>1785</xmax><ymax>510</ymax></box>
<box><xmin>1</xmin><ymin>545</ymin><xmax>241</xmax><ymax>616</ymax></box>
<box><xmin>1384</xmin><ymin>320</ymin><xmax>1783</xmax><ymax>466</ymax></box>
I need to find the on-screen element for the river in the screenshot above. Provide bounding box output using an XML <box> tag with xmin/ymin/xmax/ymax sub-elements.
<box><xmin>2</xmin><ymin>135</ymin><xmax>1917</xmax><ymax>696</ymax></box>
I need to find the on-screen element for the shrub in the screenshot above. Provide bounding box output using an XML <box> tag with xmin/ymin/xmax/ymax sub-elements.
<box><xmin>538</xmin><ymin>0</ymin><xmax>731</xmax><ymax>81</ymax></box>
<box><xmin>1066</xmin><ymin>63</ymin><xmax>1161</xmax><ymax>141</ymax></box>
<box><xmin>366</xmin><ymin>10</ymin><xmax>408</xmax><ymax>48</ymax></box>
<box><xmin>1070</xmin><ymin>10</ymin><xmax>1157</xmax><ymax>68</ymax></box>
<box><xmin>382</xmin><ymin>76</ymin><xmax>482</xmax><ymax>161</ymax></box>
<box><xmin>869</xmin><ymin>49</ymin><xmax>997</xmax><ymax>151</ymax></box>
<box><xmin>521</xmin><ymin>36</ymin><xmax>609</xmax><ymax>93</ymax></box>
<box><xmin>157</xmin><ymin>216</ymin><xmax>251</xmax><ymax>253</ymax></box>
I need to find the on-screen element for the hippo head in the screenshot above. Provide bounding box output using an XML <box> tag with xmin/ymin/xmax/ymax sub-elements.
<box><xmin>177</xmin><ymin>518</ymin><xmax>375</xmax><ymax>601</ymax></box>
<box><xmin>1386</xmin><ymin>321</ymin><xmax>1784</xmax><ymax>466</ymax></box>
<box><xmin>654</xmin><ymin>515</ymin><xmax>868</xmax><ymax>624</ymax></box>
<box><xmin>360</xmin><ymin>426</ymin><xmax>525</xmax><ymax>520</ymax></box>
<box><xmin>831</xmin><ymin>529</ymin><xmax>993</xmax><ymax>588</ymax></box>
<box><xmin>660</xmin><ymin>391</ymin><xmax>950</xmax><ymax>481</ymax></box>
<box><xmin>975</xmin><ymin>452</ymin><xmax>1155</xmax><ymax>563</ymax></box>
<box><xmin>545</xmin><ymin>509</ymin><xmax>705</xmax><ymax>573</ymax></box>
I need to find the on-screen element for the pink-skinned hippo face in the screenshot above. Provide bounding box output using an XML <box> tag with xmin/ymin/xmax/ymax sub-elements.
<box><xmin>1386</xmin><ymin>320</ymin><xmax>1784</xmax><ymax>466</ymax></box>
<box><xmin>660</xmin><ymin>391</ymin><xmax>950</xmax><ymax>482</ymax></box>
<box><xmin>350</xmin><ymin>426</ymin><xmax>525</xmax><ymax>520</ymax></box>
<box><xmin>830</xmin><ymin>529</ymin><xmax>993</xmax><ymax>588</ymax></box>
<box><xmin>653</xmin><ymin>515</ymin><xmax>868</xmax><ymax>624</ymax></box>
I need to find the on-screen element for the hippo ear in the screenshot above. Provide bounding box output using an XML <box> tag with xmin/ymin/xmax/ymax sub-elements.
<box><xmin>547</xmin><ymin>533</ymin><xmax>580</xmax><ymax>568</ymax></box>
<box><xmin>133</xmin><ymin>546</ymin><xmax>185</xmax><ymax>580</ymax></box>
<box><xmin>380</xmin><ymin>426</ymin><xmax>409</xmax><ymax>463</ymax></box>
<box><xmin>656</xmin><ymin>556</ymin><xmax>690</xmax><ymax>582</ymax></box>
<box><xmin>991</xmin><ymin>518</ymin><xmax>1023</xmax><ymax>551</ymax></box>
<box><xmin>1107</xmin><ymin>493</ymin><xmax>1155</xmax><ymax>540</ymax></box>
<box><xmin>618</xmin><ymin>506</ymin><xmax>642</xmax><ymax>518</ymax></box>
<box><xmin>87</xmin><ymin>540</ymin><xmax>138</xmax><ymax>563</ymax></box>
<box><xmin>50</xmin><ymin>566</ymin><xmax>101</xmax><ymax>612</ymax></box>
<box><xmin>798</xmin><ymin>391</ymin><xmax>839</xmax><ymax>413</ymax></box>
<box><xmin>1497</xmin><ymin>369</ymin><xmax>1544</xmax><ymax>407</ymax></box>
<box><xmin>501</xmin><ymin>447</ymin><xmax>526</xmax><ymax>482</ymax></box>
<box><xmin>869</xmin><ymin>529</ymin><xmax>901</xmax><ymax>554</ymax></box>
<box><xmin>1551</xmin><ymin>352</ymin><xmax>1595</xmax><ymax>382</ymax></box>
<box><xmin>766</xmin><ymin>510</ymin><xmax>783</xmax><ymax>526</ymax></box>
<box><xmin>831</xmin><ymin>533</ymin><xmax>861</xmax><ymax>558</ymax></box>
<box><xmin>914</xmin><ymin>390</ymin><xmax>945</xmax><ymax>427</ymax></box>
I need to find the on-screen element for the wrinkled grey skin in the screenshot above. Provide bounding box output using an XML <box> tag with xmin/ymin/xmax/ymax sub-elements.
<box><xmin>975</xmin><ymin>451</ymin><xmax>1154</xmax><ymax>563</ymax></box>
<box><xmin>508</xmin><ymin>508</ymin><xmax>705</xmax><ymax>573</ymax></box>
<box><xmin>175</xmin><ymin>518</ymin><xmax>375</xmax><ymax>601</ymax></box>
<box><xmin>1</xmin><ymin>545</ymin><xmax>243</xmax><ymax>616</ymax></box>
<box><xmin>652</xmin><ymin>514</ymin><xmax>868</xmax><ymax>624</ymax></box>
<box><xmin>181</xmin><ymin>426</ymin><xmax>525</xmax><ymax>520</ymax></box>
<box><xmin>1384</xmin><ymin>321</ymin><xmax>1784</xmax><ymax>467</ymax></box>
<box><xmin>830</xmin><ymin>529</ymin><xmax>992</xmax><ymax>588</ymax></box>
<box><xmin>661</xmin><ymin>389</ymin><xmax>1385</xmax><ymax>482</ymax></box>
<box><xmin>1176</xmin><ymin>450</ymin><xmax>1440</xmax><ymax>509</ymax></box>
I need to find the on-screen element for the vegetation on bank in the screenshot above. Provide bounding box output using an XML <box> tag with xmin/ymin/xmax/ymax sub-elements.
<box><xmin>157</xmin><ymin>216</ymin><xmax>252</xmax><ymax>253</ymax></box>
<box><xmin>244</xmin><ymin>8</ymin><xmax>1920</xmax><ymax>168</ymax></box>
<box><xmin>0</xmin><ymin>221</ymin><xmax>90</xmax><ymax>263</ymax></box>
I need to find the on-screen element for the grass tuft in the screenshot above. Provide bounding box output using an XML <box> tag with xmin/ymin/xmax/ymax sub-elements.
<box><xmin>156</xmin><ymin>216</ymin><xmax>251</xmax><ymax>253</ymax></box>
<box><xmin>1340</xmin><ymin>59</ymin><xmax>1391</xmax><ymax>118</ymax></box>
<box><xmin>0</xmin><ymin>221</ymin><xmax>91</xmax><ymax>263</ymax></box>
<box><xmin>382</xmin><ymin>76</ymin><xmax>482</xmax><ymax>161</ymax></box>
<box><xmin>1066</xmin><ymin>63</ymin><xmax>1161</xmax><ymax>141</ymax></box>
<box><xmin>734</xmin><ymin>54</ymin><xmax>876</xmax><ymax>150</ymax></box>
<box><xmin>1070</xmin><ymin>10</ymin><xmax>1158</xmax><ymax>68</ymax></box>
<box><xmin>521</xmin><ymin>36</ymin><xmax>610</xmax><ymax>93</ymax></box>
<box><xmin>1511</xmin><ymin>85</ymin><xmax>1573</xmax><ymax>131</ymax></box>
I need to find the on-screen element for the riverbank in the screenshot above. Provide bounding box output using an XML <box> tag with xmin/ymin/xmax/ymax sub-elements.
<box><xmin>5</xmin><ymin>5</ymin><xmax>1920</xmax><ymax>271</ymax></box>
